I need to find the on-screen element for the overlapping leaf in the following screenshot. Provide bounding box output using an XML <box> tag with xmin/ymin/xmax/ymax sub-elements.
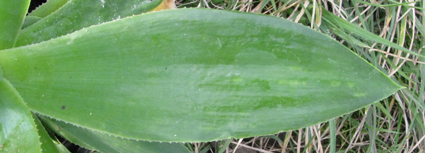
<box><xmin>21</xmin><ymin>16</ymin><xmax>41</xmax><ymax>29</ymax></box>
<box><xmin>0</xmin><ymin>0</ymin><xmax>30</xmax><ymax>49</ymax></box>
<box><xmin>38</xmin><ymin>116</ymin><xmax>190</xmax><ymax>153</ymax></box>
<box><xmin>0</xmin><ymin>9</ymin><xmax>402</xmax><ymax>142</ymax></box>
<box><xmin>15</xmin><ymin>0</ymin><xmax>163</xmax><ymax>47</ymax></box>
<box><xmin>28</xmin><ymin>0</ymin><xmax>69</xmax><ymax>18</ymax></box>
<box><xmin>32</xmin><ymin>113</ymin><xmax>62</xmax><ymax>153</ymax></box>
<box><xmin>0</xmin><ymin>79</ymin><xmax>41</xmax><ymax>152</ymax></box>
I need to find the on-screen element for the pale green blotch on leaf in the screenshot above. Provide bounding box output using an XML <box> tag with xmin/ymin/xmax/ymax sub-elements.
<box><xmin>0</xmin><ymin>65</ymin><xmax>3</xmax><ymax>82</ymax></box>
<box><xmin>330</xmin><ymin>81</ymin><xmax>341</xmax><ymax>87</ymax></box>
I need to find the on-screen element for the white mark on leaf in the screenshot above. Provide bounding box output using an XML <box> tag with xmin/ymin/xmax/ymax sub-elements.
<box><xmin>100</xmin><ymin>0</ymin><xmax>105</xmax><ymax>7</ymax></box>
<box><xmin>217</xmin><ymin>38</ymin><xmax>222</xmax><ymax>48</ymax></box>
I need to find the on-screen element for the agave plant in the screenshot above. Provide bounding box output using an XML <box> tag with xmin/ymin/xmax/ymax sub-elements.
<box><xmin>0</xmin><ymin>0</ymin><xmax>403</xmax><ymax>152</ymax></box>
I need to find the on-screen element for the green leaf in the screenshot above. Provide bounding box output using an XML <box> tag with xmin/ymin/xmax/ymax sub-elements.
<box><xmin>15</xmin><ymin>0</ymin><xmax>163</xmax><ymax>47</ymax></box>
<box><xmin>329</xmin><ymin>119</ymin><xmax>336</xmax><ymax>153</ymax></box>
<box><xmin>54</xmin><ymin>143</ymin><xmax>71</xmax><ymax>153</ymax></box>
<box><xmin>0</xmin><ymin>78</ymin><xmax>41</xmax><ymax>152</ymax></box>
<box><xmin>32</xmin><ymin>113</ymin><xmax>62</xmax><ymax>153</ymax></box>
<box><xmin>0</xmin><ymin>0</ymin><xmax>30</xmax><ymax>49</ymax></box>
<box><xmin>0</xmin><ymin>9</ymin><xmax>402</xmax><ymax>142</ymax></box>
<box><xmin>28</xmin><ymin>0</ymin><xmax>69</xmax><ymax>18</ymax></box>
<box><xmin>22</xmin><ymin>16</ymin><xmax>42</xmax><ymax>29</ymax></box>
<box><xmin>38</xmin><ymin>116</ymin><xmax>190</xmax><ymax>153</ymax></box>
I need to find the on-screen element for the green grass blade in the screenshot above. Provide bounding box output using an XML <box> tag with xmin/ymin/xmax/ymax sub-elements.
<box><xmin>408</xmin><ymin>11</ymin><xmax>424</xmax><ymax>38</ymax></box>
<box><xmin>259</xmin><ymin>135</ymin><xmax>284</xmax><ymax>144</ymax></box>
<box><xmin>373</xmin><ymin>102</ymin><xmax>394</xmax><ymax>120</ymax></box>
<box><xmin>366</xmin><ymin>106</ymin><xmax>377</xmax><ymax>152</ymax></box>
<box><xmin>331</xmin><ymin>27</ymin><xmax>369</xmax><ymax>48</ymax></box>
<box><xmin>401</xmin><ymin>89</ymin><xmax>425</xmax><ymax>110</ymax></box>
<box><xmin>353</xmin><ymin>0</ymin><xmax>422</xmax><ymax>9</ymax></box>
<box><xmin>270</xmin><ymin>0</ymin><xmax>277</xmax><ymax>12</ymax></box>
<box><xmin>256</xmin><ymin>0</ymin><xmax>271</xmax><ymax>13</ymax></box>
<box><xmin>351</xmin><ymin>0</ymin><xmax>368</xmax><ymax>30</ymax></box>
<box><xmin>0</xmin><ymin>78</ymin><xmax>41</xmax><ymax>152</ymax></box>
<box><xmin>0</xmin><ymin>9</ymin><xmax>403</xmax><ymax>142</ymax></box>
<box><xmin>329</xmin><ymin>119</ymin><xmax>336</xmax><ymax>153</ymax></box>
<box><xmin>28</xmin><ymin>0</ymin><xmax>69</xmax><ymax>18</ymax></box>
<box><xmin>38</xmin><ymin>116</ymin><xmax>190</xmax><ymax>153</ymax></box>
<box><xmin>199</xmin><ymin>144</ymin><xmax>212</xmax><ymax>153</ymax></box>
<box><xmin>0</xmin><ymin>0</ymin><xmax>30</xmax><ymax>49</ymax></box>
<box><xmin>218</xmin><ymin>139</ymin><xmax>232</xmax><ymax>153</ymax></box>
<box><xmin>15</xmin><ymin>0</ymin><xmax>163</xmax><ymax>47</ymax></box>
<box><xmin>321</xmin><ymin>9</ymin><xmax>423</xmax><ymax>58</ymax></box>
<box><xmin>420</xmin><ymin>0</ymin><xmax>425</xmax><ymax>114</ymax></box>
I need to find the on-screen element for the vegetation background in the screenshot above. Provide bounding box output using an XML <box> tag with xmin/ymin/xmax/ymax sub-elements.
<box><xmin>27</xmin><ymin>0</ymin><xmax>425</xmax><ymax>152</ymax></box>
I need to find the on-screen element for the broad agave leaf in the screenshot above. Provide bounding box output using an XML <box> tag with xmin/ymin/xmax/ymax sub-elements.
<box><xmin>0</xmin><ymin>0</ymin><xmax>30</xmax><ymax>49</ymax></box>
<box><xmin>38</xmin><ymin>116</ymin><xmax>191</xmax><ymax>153</ymax></box>
<box><xmin>15</xmin><ymin>0</ymin><xmax>163</xmax><ymax>47</ymax></box>
<box><xmin>0</xmin><ymin>9</ymin><xmax>402</xmax><ymax>142</ymax></box>
<box><xmin>0</xmin><ymin>79</ymin><xmax>41</xmax><ymax>152</ymax></box>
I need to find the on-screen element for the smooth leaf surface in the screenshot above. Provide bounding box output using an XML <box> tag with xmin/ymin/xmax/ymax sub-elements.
<box><xmin>0</xmin><ymin>0</ymin><xmax>30</xmax><ymax>49</ymax></box>
<box><xmin>0</xmin><ymin>9</ymin><xmax>402</xmax><ymax>142</ymax></box>
<box><xmin>0</xmin><ymin>78</ymin><xmax>41</xmax><ymax>152</ymax></box>
<box><xmin>15</xmin><ymin>0</ymin><xmax>163</xmax><ymax>47</ymax></box>
<box><xmin>38</xmin><ymin>116</ymin><xmax>191</xmax><ymax>153</ymax></box>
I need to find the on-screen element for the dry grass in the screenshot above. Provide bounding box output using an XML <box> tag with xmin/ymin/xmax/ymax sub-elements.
<box><xmin>176</xmin><ymin>0</ymin><xmax>425</xmax><ymax>152</ymax></box>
